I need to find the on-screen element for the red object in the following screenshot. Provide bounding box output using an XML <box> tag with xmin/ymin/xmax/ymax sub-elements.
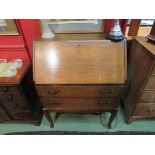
<box><xmin>0</xmin><ymin>19</ymin><xmax>128</xmax><ymax>62</ymax></box>
<box><xmin>0</xmin><ymin>36</ymin><xmax>24</xmax><ymax>50</ymax></box>
<box><xmin>104</xmin><ymin>19</ymin><xmax>128</xmax><ymax>34</ymax></box>
<box><xmin>0</xmin><ymin>19</ymin><xmax>41</xmax><ymax>62</ymax></box>
<box><xmin>17</xmin><ymin>20</ymin><xmax>41</xmax><ymax>60</ymax></box>
<box><xmin>0</xmin><ymin>50</ymin><xmax>30</xmax><ymax>61</ymax></box>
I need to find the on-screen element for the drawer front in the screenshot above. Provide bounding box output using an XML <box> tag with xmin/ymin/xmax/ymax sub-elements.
<box><xmin>36</xmin><ymin>85</ymin><xmax>123</xmax><ymax>98</ymax></box>
<box><xmin>1</xmin><ymin>101</ymin><xmax>30</xmax><ymax>112</ymax></box>
<box><xmin>0</xmin><ymin>93</ymin><xmax>25</xmax><ymax>103</ymax></box>
<box><xmin>0</xmin><ymin>100</ymin><xmax>32</xmax><ymax>120</ymax></box>
<box><xmin>0</xmin><ymin>86</ymin><xmax>19</xmax><ymax>93</ymax></box>
<box><xmin>134</xmin><ymin>104</ymin><xmax>155</xmax><ymax>117</ymax></box>
<box><xmin>0</xmin><ymin>86</ymin><xmax>25</xmax><ymax>102</ymax></box>
<box><xmin>40</xmin><ymin>97</ymin><xmax>119</xmax><ymax>110</ymax></box>
<box><xmin>145</xmin><ymin>76</ymin><xmax>155</xmax><ymax>90</ymax></box>
<box><xmin>140</xmin><ymin>91</ymin><xmax>155</xmax><ymax>103</ymax></box>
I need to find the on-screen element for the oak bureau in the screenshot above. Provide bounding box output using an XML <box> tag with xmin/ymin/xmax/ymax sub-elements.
<box><xmin>33</xmin><ymin>34</ymin><xmax>127</xmax><ymax>128</ymax></box>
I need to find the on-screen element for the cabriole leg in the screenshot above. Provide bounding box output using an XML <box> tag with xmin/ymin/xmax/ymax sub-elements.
<box><xmin>108</xmin><ymin>110</ymin><xmax>117</xmax><ymax>129</ymax></box>
<box><xmin>44</xmin><ymin>110</ymin><xmax>54</xmax><ymax>128</ymax></box>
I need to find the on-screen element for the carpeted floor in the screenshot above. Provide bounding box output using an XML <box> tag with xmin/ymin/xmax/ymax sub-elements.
<box><xmin>6</xmin><ymin>131</ymin><xmax>155</xmax><ymax>135</ymax></box>
<box><xmin>1</xmin><ymin>107</ymin><xmax>155</xmax><ymax>135</ymax></box>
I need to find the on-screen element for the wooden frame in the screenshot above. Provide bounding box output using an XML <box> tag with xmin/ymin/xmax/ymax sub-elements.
<box><xmin>128</xmin><ymin>19</ymin><xmax>141</xmax><ymax>36</ymax></box>
<box><xmin>150</xmin><ymin>20</ymin><xmax>155</xmax><ymax>36</ymax></box>
<box><xmin>39</xmin><ymin>19</ymin><xmax>105</xmax><ymax>34</ymax></box>
<box><xmin>0</xmin><ymin>20</ymin><xmax>19</xmax><ymax>35</ymax></box>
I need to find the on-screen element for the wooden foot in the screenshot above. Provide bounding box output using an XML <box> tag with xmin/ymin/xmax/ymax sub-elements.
<box><xmin>44</xmin><ymin>110</ymin><xmax>54</xmax><ymax>128</ymax></box>
<box><xmin>108</xmin><ymin>111</ymin><xmax>117</xmax><ymax>129</ymax></box>
<box><xmin>126</xmin><ymin>118</ymin><xmax>132</xmax><ymax>124</ymax></box>
<box><xmin>55</xmin><ymin>113</ymin><xmax>60</xmax><ymax>121</ymax></box>
<box><xmin>34</xmin><ymin>121</ymin><xmax>41</xmax><ymax>126</ymax></box>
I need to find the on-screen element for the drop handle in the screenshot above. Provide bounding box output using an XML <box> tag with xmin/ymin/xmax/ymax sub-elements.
<box><xmin>47</xmin><ymin>89</ymin><xmax>59</xmax><ymax>96</ymax></box>
<box><xmin>50</xmin><ymin>99</ymin><xmax>62</xmax><ymax>105</ymax></box>
<box><xmin>56</xmin><ymin>100</ymin><xmax>62</xmax><ymax>105</ymax></box>
<box><xmin>100</xmin><ymin>89</ymin><xmax>114</xmax><ymax>95</ymax></box>
<box><xmin>147</xmin><ymin>109</ymin><xmax>154</xmax><ymax>113</ymax></box>
<box><xmin>98</xmin><ymin>100</ymin><xmax>110</xmax><ymax>105</ymax></box>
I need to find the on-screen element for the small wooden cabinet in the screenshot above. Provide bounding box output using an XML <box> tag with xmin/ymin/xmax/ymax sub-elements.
<box><xmin>0</xmin><ymin>62</ymin><xmax>42</xmax><ymax>125</ymax></box>
<box><xmin>33</xmin><ymin>34</ymin><xmax>127</xmax><ymax>128</ymax></box>
<box><xmin>123</xmin><ymin>37</ymin><xmax>155</xmax><ymax>123</ymax></box>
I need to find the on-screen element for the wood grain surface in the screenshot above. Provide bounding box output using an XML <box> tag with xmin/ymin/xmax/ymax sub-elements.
<box><xmin>34</xmin><ymin>39</ymin><xmax>126</xmax><ymax>84</ymax></box>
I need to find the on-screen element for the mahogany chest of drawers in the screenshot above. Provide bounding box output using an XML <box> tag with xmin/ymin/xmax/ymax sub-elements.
<box><xmin>123</xmin><ymin>37</ymin><xmax>155</xmax><ymax>123</ymax></box>
<box><xmin>33</xmin><ymin>34</ymin><xmax>127</xmax><ymax>128</ymax></box>
<box><xmin>0</xmin><ymin>62</ymin><xmax>42</xmax><ymax>125</ymax></box>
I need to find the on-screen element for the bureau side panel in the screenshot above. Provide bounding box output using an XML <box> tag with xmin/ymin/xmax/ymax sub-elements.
<box><xmin>123</xmin><ymin>39</ymin><xmax>155</xmax><ymax>118</ymax></box>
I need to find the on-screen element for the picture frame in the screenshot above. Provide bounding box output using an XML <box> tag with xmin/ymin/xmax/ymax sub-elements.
<box><xmin>0</xmin><ymin>19</ymin><xmax>19</xmax><ymax>35</ymax></box>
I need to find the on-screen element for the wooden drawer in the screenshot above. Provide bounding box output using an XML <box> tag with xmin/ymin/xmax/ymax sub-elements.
<box><xmin>1</xmin><ymin>101</ymin><xmax>30</xmax><ymax>112</ymax></box>
<box><xmin>134</xmin><ymin>104</ymin><xmax>155</xmax><ymax>117</ymax></box>
<box><xmin>145</xmin><ymin>76</ymin><xmax>155</xmax><ymax>89</ymax></box>
<box><xmin>0</xmin><ymin>86</ymin><xmax>19</xmax><ymax>94</ymax></box>
<box><xmin>0</xmin><ymin>92</ymin><xmax>25</xmax><ymax>103</ymax></box>
<box><xmin>140</xmin><ymin>91</ymin><xmax>155</xmax><ymax>103</ymax></box>
<box><xmin>0</xmin><ymin>86</ymin><xmax>25</xmax><ymax>102</ymax></box>
<box><xmin>36</xmin><ymin>85</ymin><xmax>123</xmax><ymax>98</ymax></box>
<box><xmin>40</xmin><ymin>97</ymin><xmax>119</xmax><ymax>111</ymax></box>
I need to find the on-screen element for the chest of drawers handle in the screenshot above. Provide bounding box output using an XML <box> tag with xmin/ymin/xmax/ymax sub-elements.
<box><xmin>8</xmin><ymin>95</ymin><xmax>13</xmax><ymax>100</ymax></box>
<box><xmin>2</xmin><ymin>87</ymin><xmax>8</xmax><ymax>92</ymax></box>
<box><xmin>47</xmin><ymin>89</ymin><xmax>59</xmax><ymax>96</ymax></box>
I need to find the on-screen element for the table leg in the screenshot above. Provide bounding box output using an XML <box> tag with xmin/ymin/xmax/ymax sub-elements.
<box><xmin>44</xmin><ymin>110</ymin><xmax>54</xmax><ymax>128</ymax></box>
<box><xmin>108</xmin><ymin>110</ymin><xmax>117</xmax><ymax>129</ymax></box>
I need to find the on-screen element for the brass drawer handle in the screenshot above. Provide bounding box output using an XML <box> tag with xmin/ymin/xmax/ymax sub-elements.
<box><xmin>98</xmin><ymin>100</ymin><xmax>110</xmax><ymax>105</ymax></box>
<box><xmin>50</xmin><ymin>99</ymin><xmax>62</xmax><ymax>105</ymax></box>
<box><xmin>147</xmin><ymin>109</ymin><xmax>154</xmax><ymax>113</ymax></box>
<box><xmin>47</xmin><ymin>89</ymin><xmax>59</xmax><ymax>96</ymax></box>
<box><xmin>2</xmin><ymin>87</ymin><xmax>8</xmax><ymax>92</ymax></box>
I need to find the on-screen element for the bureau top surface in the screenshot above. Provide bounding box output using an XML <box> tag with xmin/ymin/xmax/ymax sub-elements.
<box><xmin>34</xmin><ymin>35</ymin><xmax>126</xmax><ymax>84</ymax></box>
<box><xmin>0</xmin><ymin>62</ymin><xmax>30</xmax><ymax>84</ymax></box>
<box><xmin>39</xmin><ymin>33</ymin><xmax>107</xmax><ymax>41</ymax></box>
<box><xmin>135</xmin><ymin>37</ymin><xmax>155</xmax><ymax>56</ymax></box>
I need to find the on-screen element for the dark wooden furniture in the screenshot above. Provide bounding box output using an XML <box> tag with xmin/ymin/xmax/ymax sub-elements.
<box><xmin>128</xmin><ymin>19</ymin><xmax>141</xmax><ymax>36</ymax></box>
<box><xmin>123</xmin><ymin>37</ymin><xmax>155</xmax><ymax>123</ymax></box>
<box><xmin>150</xmin><ymin>21</ymin><xmax>155</xmax><ymax>37</ymax></box>
<box><xmin>33</xmin><ymin>34</ymin><xmax>127</xmax><ymax>128</ymax></box>
<box><xmin>0</xmin><ymin>62</ymin><xmax>42</xmax><ymax>125</ymax></box>
<box><xmin>147</xmin><ymin>20</ymin><xmax>155</xmax><ymax>41</ymax></box>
